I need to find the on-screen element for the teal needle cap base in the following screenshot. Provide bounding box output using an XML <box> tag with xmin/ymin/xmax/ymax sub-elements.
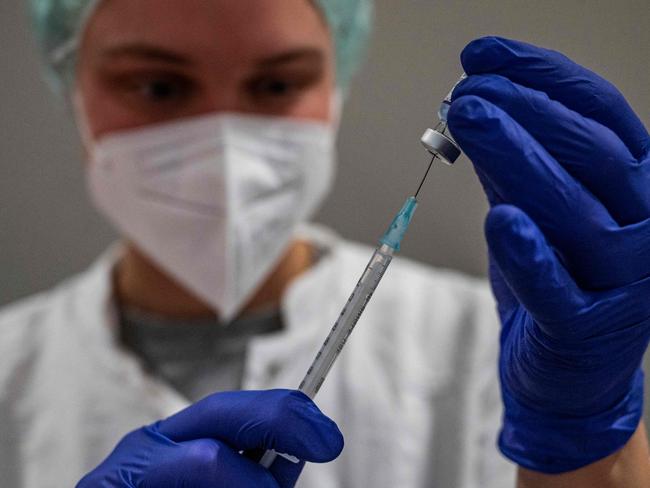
<box><xmin>379</xmin><ymin>197</ymin><xmax>418</xmax><ymax>251</ymax></box>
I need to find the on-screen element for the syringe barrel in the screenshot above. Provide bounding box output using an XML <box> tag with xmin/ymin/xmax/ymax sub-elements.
<box><xmin>260</xmin><ymin>245</ymin><xmax>395</xmax><ymax>468</ymax></box>
<box><xmin>259</xmin><ymin>245</ymin><xmax>395</xmax><ymax>469</ymax></box>
<box><xmin>299</xmin><ymin>244</ymin><xmax>394</xmax><ymax>398</ymax></box>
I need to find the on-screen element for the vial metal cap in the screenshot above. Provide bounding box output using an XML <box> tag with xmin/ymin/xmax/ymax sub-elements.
<box><xmin>420</xmin><ymin>128</ymin><xmax>461</xmax><ymax>165</ymax></box>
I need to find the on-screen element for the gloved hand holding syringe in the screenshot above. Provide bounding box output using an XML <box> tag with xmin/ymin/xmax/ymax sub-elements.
<box><xmin>259</xmin><ymin>74</ymin><xmax>467</xmax><ymax>468</ymax></box>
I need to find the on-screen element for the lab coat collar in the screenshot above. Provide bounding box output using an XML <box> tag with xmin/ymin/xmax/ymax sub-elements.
<box><xmin>72</xmin><ymin>242</ymin><xmax>122</xmax><ymax>350</ymax></box>
<box><xmin>282</xmin><ymin>223</ymin><xmax>344</xmax><ymax>332</ymax></box>
<box><xmin>69</xmin><ymin>241</ymin><xmax>189</xmax><ymax>416</ymax></box>
<box><xmin>243</xmin><ymin>224</ymin><xmax>349</xmax><ymax>390</ymax></box>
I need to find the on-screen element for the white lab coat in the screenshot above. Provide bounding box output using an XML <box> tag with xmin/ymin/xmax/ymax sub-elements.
<box><xmin>0</xmin><ymin>226</ymin><xmax>515</xmax><ymax>487</ymax></box>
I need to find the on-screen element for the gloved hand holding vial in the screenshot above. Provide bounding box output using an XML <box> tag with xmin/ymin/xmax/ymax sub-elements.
<box><xmin>448</xmin><ymin>36</ymin><xmax>650</xmax><ymax>482</ymax></box>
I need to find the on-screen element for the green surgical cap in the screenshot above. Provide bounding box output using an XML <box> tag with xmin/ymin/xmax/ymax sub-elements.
<box><xmin>28</xmin><ymin>0</ymin><xmax>373</xmax><ymax>93</ymax></box>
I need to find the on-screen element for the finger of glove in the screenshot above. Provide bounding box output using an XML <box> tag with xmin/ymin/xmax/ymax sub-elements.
<box><xmin>472</xmin><ymin>166</ymin><xmax>519</xmax><ymax>326</ymax></box>
<box><xmin>484</xmin><ymin>204</ymin><xmax>586</xmax><ymax>330</ymax></box>
<box><xmin>459</xmin><ymin>36</ymin><xmax>649</xmax><ymax>160</ymax></box>
<box><xmin>580</xmin><ymin>216</ymin><xmax>650</xmax><ymax>331</ymax></box>
<box><xmin>474</xmin><ymin>164</ymin><xmax>503</xmax><ymax>207</ymax></box>
<box><xmin>488</xmin><ymin>253</ymin><xmax>519</xmax><ymax>326</ymax></box>
<box><xmin>139</xmin><ymin>438</ymin><xmax>278</xmax><ymax>488</ymax></box>
<box><xmin>75</xmin><ymin>427</ymin><xmax>180</xmax><ymax>487</ymax></box>
<box><xmin>269</xmin><ymin>457</ymin><xmax>307</xmax><ymax>488</ymax></box>
<box><xmin>448</xmin><ymin>94</ymin><xmax>621</xmax><ymax>288</ymax></box>
<box><xmin>454</xmin><ymin>74</ymin><xmax>648</xmax><ymax>225</ymax></box>
<box><xmin>157</xmin><ymin>389</ymin><xmax>344</xmax><ymax>463</ymax></box>
<box><xmin>243</xmin><ymin>450</ymin><xmax>306</xmax><ymax>488</ymax></box>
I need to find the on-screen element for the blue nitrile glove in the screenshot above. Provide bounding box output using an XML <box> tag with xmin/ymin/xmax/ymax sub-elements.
<box><xmin>447</xmin><ymin>37</ymin><xmax>650</xmax><ymax>474</ymax></box>
<box><xmin>76</xmin><ymin>389</ymin><xmax>343</xmax><ymax>487</ymax></box>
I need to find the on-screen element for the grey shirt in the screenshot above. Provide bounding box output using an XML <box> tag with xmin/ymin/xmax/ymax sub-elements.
<box><xmin>119</xmin><ymin>306</ymin><xmax>283</xmax><ymax>401</ymax></box>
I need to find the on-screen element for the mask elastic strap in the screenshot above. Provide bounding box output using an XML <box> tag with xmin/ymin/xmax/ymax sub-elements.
<box><xmin>330</xmin><ymin>89</ymin><xmax>344</xmax><ymax>134</ymax></box>
<box><xmin>72</xmin><ymin>91</ymin><xmax>96</xmax><ymax>149</ymax></box>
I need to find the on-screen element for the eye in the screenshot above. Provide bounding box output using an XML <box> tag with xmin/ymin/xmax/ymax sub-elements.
<box><xmin>250</xmin><ymin>77</ymin><xmax>299</xmax><ymax>98</ymax></box>
<box><xmin>107</xmin><ymin>71</ymin><xmax>196</xmax><ymax>105</ymax></box>
<box><xmin>141</xmin><ymin>79</ymin><xmax>179</xmax><ymax>100</ymax></box>
<box><xmin>247</xmin><ymin>66</ymin><xmax>322</xmax><ymax>105</ymax></box>
<box><xmin>135</xmin><ymin>75</ymin><xmax>194</xmax><ymax>102</ymax></box>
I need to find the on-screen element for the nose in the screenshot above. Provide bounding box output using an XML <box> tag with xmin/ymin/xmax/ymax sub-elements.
<box><xmin>195</xmin><ymin>79</ymin><xmax>243</xmax><ymax>116</ymax></box>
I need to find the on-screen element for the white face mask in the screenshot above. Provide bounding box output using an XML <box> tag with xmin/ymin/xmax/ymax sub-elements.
<box><xmin>83</xmin><ymin>111</ymin><xmax>336</xmax><ymax>321</ymax></box>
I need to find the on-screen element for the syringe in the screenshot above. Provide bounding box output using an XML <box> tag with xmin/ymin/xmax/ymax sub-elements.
<box><xmin>259</xmin><ymin>74</ymin><xmax>465</xmax><ymax>469</ymax></box>
<box><xmin>258</xmin><ymin>197</ymin><xmax>418</xmax><ymax>468</ymax></box>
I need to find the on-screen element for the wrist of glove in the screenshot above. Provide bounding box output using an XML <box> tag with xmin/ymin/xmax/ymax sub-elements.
<box><xmin>76</xmin><ymin>389</ymin><xmax>343</xmax><ymax>488</ymax></box>
<box><xmin>447</xmin><ymin>36</ymin><xmax>650</xmax><ymax>473</ymax></box>
<box><xmin>500</xmin><ymin>370</ymin><xmax>644</xmax><ymax>473</ymax></box>
<box><xmin>500</xmin><ymin>304</ymin><xmax>646</xmax><ymax>473</ymax></box>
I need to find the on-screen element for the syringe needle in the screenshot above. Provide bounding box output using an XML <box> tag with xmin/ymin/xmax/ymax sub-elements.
<box><xmin>414</xmin><ymin>154</ymin><xmax>437</xmax><ymax>200</ymax></box>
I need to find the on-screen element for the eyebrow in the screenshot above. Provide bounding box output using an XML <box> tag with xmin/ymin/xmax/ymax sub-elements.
<box><xmin>100</xmin><ymin>44</ymin><xmax>191</xmax><ymax>65</ymax></box>
<box><xmin>256</xmin><ymin>48</ymin><xmax>324</xmax><ymax>67</ymax></box>
<box><xmin>99</xmin><ymin>43</ymin><xmax>323</xmax><ymax>68</ymax></box>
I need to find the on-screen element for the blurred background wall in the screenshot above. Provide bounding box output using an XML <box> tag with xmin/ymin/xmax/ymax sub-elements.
<box><xmin>1</xmin><ymin>0</ymin><xmax>649</xmax><ymax>418</ymax></box>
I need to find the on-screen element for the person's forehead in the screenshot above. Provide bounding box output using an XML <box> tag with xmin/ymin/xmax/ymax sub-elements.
<box><xmin>83</xmin><ymin>0</ymin><xmax>331</xmax><ymax>62</ymax></box>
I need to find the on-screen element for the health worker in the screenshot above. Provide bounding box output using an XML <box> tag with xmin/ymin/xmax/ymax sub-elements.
<box><xmin>1</xmin><ymin>0</ymin><xmax>649</xmax><ymax>487</ymax></box>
